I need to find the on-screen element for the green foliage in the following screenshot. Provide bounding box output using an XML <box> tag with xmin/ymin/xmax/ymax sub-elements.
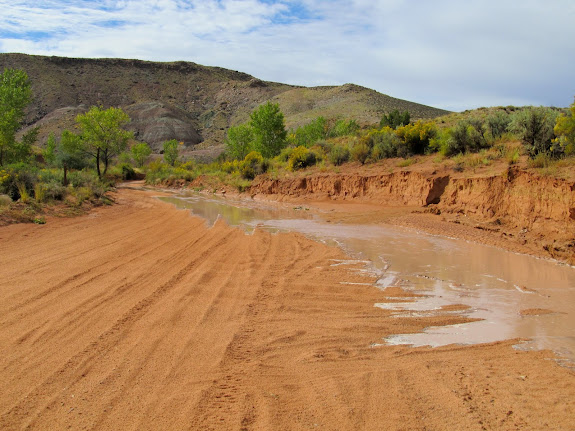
<box><xmin>43</xmin><ymin>133</ymin><xmax>57</xmax><ymax>166</ymax></box>
<box><xmin>131</xmin><ymin>142</ymin><xmax>152</xmax><ymax>167</ymax></box>
<box><xmin>250</xmin><ymin>102</ymin><xmax>287</xmax><ymax>158</ymax></box>
<box><xmin>440</xmin><ymin>119</ymin><xmax>488</xmax><ymax>156</ymax></box>
<box><xmin>395</xmin><ymin>121</ymin><xmax>437</xmax><ymax>157</ymax></box>
<box><xmin>240</xmin><ymin>151</ymin><xmax>269</xmax><ymax>180</ymax></box>
<box><xmin>0</xmin><ymin>163</ymin><xmax>38</xmax><ymax>201</ymax></box>
<box><xmin>119</xmin><ymin>163</ymin><xmax>137</xmax><ymax>180</ymax></box>
<box><xmin>328</xmin><ymin>119</ymin><xmax>360</xmax><ymax>138</ymax></box>
<box><xmin>0</xmin><ymin>68</ymin><xmax>32</xmax><ymax>166</ymax></box>
<box><xmin>34</xmin><ymin>183</ymin><xmax>47</xmax><ymax>203</ymax></box>
<box><xmin>225</xmin><ymin>123</ymin><xmax>253</xmax><ymax>160</ymax></box>
<box><xmin>369</xmin><ymin>128</ymin><xmax>402</xmax><ymax>159</ymax></box>
<box><xmin>290</xmin><ymin>117</ymin><xmax>328</xmax><ymax>147</ymax></box>
<box><xmin>163</xmin><ymin>139</ymin><xmax>180</xmax><ymax>166</ymax></box>
<box><xmin>553</xmin><ymin>98</ymin><xmax>575</xmax><ymax>156</ymax></box>
<box><xmin>329</xmin><ymin>145</ymin><xmax>350</xmax><ymax>166</ymax></box>
<box><xmin>76</xmin><ymin>106</ymin><xmax>133</xmax><ymax>177</ymax></box>
<box><xmin>509</xmin><ymin>107</ymin><xmax>560</xmax><ymax>158</ymax></box>
<box><xmin>486</xmin><ymin>111</ymin><xmax>511</xmax><ymax>139</ymax></box>
<box><xmin>380</xmin><ymin>109</ymin><xmax>410</xmax><ymax>129</ymax></box>
<box><xmin>350</xmin><ymin>142</ymin><xmax>371</xmax><ymax>164</ymax></box>
<box><xmin>287</xmin><ymin>146</ymin><xmax>318</xmax><ymax>171</ymax></box>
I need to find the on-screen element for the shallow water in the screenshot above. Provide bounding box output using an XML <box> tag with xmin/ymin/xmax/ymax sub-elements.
<box><xmin>159</xmin><ymin>193</ymin><xmax>575</xmax><ymax>364</ymax></box>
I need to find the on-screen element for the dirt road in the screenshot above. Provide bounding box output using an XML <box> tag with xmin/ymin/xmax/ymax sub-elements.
<box><xmin>0</xmin><ymin>187</ymin><xmax>573</xmax><ymax>430</ymax></box>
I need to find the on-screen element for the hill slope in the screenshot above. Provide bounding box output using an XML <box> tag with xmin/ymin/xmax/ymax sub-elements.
<box><xmin>0</xmin><ymin>53</ymin><xmax>449</xmax><ymax>151</ymax></box>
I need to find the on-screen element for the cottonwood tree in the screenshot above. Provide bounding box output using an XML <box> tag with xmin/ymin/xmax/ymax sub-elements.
<box><xmin>163</xmin><ymin>139</ymin><xmax>180</xmax><ymax>166</ymax></box>
<box><xmin>131</xmin><ymin>142</ymin><xmax>152</xmax><ymax>167</ymax></box>
<box><xmin>76</xmin><ymin>106</ymin><xmax>133</xmax><ymax>177</ymax></box>
<box><xmin>0</xmin><ymin>68</ymin><xmax>32</xmax><ymax>166</ymax></box>
<box><xmin>249</xmin><ymin>102</ymin><xmax>287</xmax><ymax>158</ymax></box>
<box><xmin>225</xmin><ymin>123</ymin><xmax>253</xmax><ymax>160</ymax></box>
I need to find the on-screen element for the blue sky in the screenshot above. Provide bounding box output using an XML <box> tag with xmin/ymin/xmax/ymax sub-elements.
<box><xmin>1</xmin><ymin>0</ymin><xmax>574</xmax><ymax>111</ymax></box>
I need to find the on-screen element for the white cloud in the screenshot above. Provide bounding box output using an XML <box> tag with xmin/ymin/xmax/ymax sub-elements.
<box><xmin>0</xmin><ymin>0</ymin><xmax>574</xmax><ymax>110</ymax></box>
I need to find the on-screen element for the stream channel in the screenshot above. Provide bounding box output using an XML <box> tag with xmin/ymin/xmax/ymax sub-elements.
<box><xmin>159</xmin><ymin>192</ymin><xmax>575</xmax><ymax>366</ymax></box>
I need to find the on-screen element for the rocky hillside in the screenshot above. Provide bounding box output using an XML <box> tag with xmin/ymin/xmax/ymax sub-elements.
<box><xmin>0</xmin><ymin>53</ymin><xmax>449</xmax><ymax>152</ymax></box>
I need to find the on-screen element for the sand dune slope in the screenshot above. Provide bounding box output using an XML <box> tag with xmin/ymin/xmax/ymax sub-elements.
<box><xmin>0</xmin><ymin>188</ymin><xmax>573</xmax><ymax>430</ymax></box>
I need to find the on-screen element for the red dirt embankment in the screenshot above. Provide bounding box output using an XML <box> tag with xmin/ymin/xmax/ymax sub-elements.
<box><xmin>1</xmin><ymin>187</ymin><xmax>574</xmax><ymax>430</ymax></box>
<box><xmin>249</xmin><ymin>168</ymin><xmax>575</xmax><ymax>264</ymax></box>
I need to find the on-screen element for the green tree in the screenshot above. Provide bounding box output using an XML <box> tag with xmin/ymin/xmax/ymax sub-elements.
<box><xmin>131</xmin><ymin>142</ymin><xmax>152</xmax><ymax>167</ymax></box>
<box><xmin>76</xmin><ymin>106</ymin><xmax>133</xmax><ymax>177</ymax></box>
<box><xmin>0</xmin><ymin>68</ymin><xmax>32</xmax><ymax>166</ymax></box>
<box><xmin>380</xmin><ymin>110</ymin><xmax>410</xmax><ymax>129</ymax></box>
<box><xmin>43</xmin><ymin>132</ymin><xmax>57</xmax><ymax>166</ymax></box>
<box><xmin>328</xmin><ymin>119</ymin><xmax>360</xmax><ymax>138</ymax></box>
<box><xmin>225</xmin><ymin>124</ymin><xmax>253</xmax><ymax>160</ymax></box>
<box><xmin>249</xmin><ymin>102</ymin><xmax>287</xmax><ymax>158</ymax></box>
<box><xmin>163</xmin><ymin>139</ymin><xmax>180</xmax><ymax>166</ymax></box>
<box><xmin>57</xmin><ymin>130</ymin><xmax>89</xmax><ymax>185</ymax></box>
<box><xmin>291</xmin><ymin>117</ymin><xmax>328</xmax><ymax>147</ymax></box>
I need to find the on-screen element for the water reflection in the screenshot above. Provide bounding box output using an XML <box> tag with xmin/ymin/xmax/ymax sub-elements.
<box><xmin>159</xmin><ymin>193</ymin><xmax>575</xmax><ymax>363</ymax></box>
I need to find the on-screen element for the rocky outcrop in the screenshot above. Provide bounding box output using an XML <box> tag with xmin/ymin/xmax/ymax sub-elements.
<box><xmin>124</xmin><ymin>102</ymin><xmax>202</xmax><ymax>150</ymax></box>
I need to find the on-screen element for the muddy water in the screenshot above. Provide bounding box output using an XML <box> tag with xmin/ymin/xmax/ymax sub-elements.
<box><xmin>159</xmin><ymin>193</ymin><xmax>575</xmax><ymax>364</ymax></box>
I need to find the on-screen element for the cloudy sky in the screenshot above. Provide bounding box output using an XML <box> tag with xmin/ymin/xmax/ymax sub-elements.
<box><xmin>1</xmin><ymin>0</ymin><xmax>574</xmax><ymax>111</ymax></box>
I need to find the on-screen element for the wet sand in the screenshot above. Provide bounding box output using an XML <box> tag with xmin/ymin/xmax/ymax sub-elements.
<box><xmin>0</xmin><ymin>187</ymin><xmax>574</xmax><ymax>430</ymax></box>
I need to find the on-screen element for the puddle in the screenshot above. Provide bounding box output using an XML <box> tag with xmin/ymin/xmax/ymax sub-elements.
<box><xmin>159</xmin><ymin>193</ymin><xmax>575</xmax><ymax>363</ymax></box>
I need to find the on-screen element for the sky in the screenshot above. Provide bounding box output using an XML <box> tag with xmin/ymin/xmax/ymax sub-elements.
<box><xmin>1</xmin><ymin>0</ymin><xmax>574</xmax><ymax>111</ymax></box>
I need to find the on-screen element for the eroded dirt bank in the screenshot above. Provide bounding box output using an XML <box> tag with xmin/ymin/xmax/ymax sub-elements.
<box><xmin>0</xmin><ymin>187</ymin><xmax>574</xmax><ymax>430</ymax></box>
<box><xmin>249</xmin><ymin>168</ymin><xmax>575</xmax><ymax>264</ymax></box>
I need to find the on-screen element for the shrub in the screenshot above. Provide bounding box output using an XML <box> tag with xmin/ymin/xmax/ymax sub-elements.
<box><xmin>441</xmin><ymin>119</ymin><xmax>488</xmax><ymax>156</ymax></box>
<box><xmin>287</xmin><ymin>146</ymin><xmax>318</xmax><ymax>171</ymax></box>
<box><xmin>34</xmin><ymin>183</ymin><xmax>47</xmax><ymax>203</ymax></box>
<box><xmin>395</xmin><ymin>121</ymin><xmax>437</xmax><ymax>156</ymax></box>
<box><xmin>553</xmin><ymin>97</ymin><xmax>575</xmax><ymax>156</ymax></box>
<box><xmin>120</xmin><ymin>163</ymin><xmax>137</xmax><ymax>180</ymax></box>
<box><xmin>0</xmin><ymin>194</ymin><xmax>11</xmax><ymax>206</ymax></box>
<box><xmin>350</xmin><ymin>142</ymin><xmax>371</xmax><ymax>164</ymax></box>
<box><xmin>370</xmin><ymin>129</ymin><xmax>401</xmax><ymax>159</ymax></box>
<box><xmin>329</xmin><ymin>145</ymin><xmax>350</xmax><ymax>166</ymax></box>
<box><xmin>240</xmin><ymin>151</ymin><xmax>269</xmax><ymax>180</ymax></box>
<box><xmin>277</xmin><ymin>146</ymin><xmax>295</xmax><ymax>162</ymax></box>
<box><xmin>510</xmin><ymin>107</ymin><xmax>560</xmax><ymax>158</ymax></box>
<box><xmin>528</xmin><ymin>152</ymin><xmax>553</xmax><ymax>168</ymax></box>
<box><xmin>0</xmin><ymin>163</ymin><xmax>38</xmax><ymax>201</ymax></box>
<box><xmin>487</xmin><ymin>111</ymin><xmax>511</xmax><ymax>139</ymax></box>
<box><xmin>380</xmin><ymin>109</ymin><xmax>410</xmax><ymax>129</ymax></box>
<box><xmin>43</xmin><ymin>181</ymin><xmax>66</xmax><ymax>200</ymax></box>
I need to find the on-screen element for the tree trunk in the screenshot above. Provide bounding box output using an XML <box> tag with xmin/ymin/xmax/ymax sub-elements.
<box><xmin>63</xmin><ymin>166</ymin><xmax>68</xmax><ymax>186</ymax></box>
<box><xmin>96</xmin><ymin>148</ymin><xmax>101</xmax><ymax>178</ymax></box>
